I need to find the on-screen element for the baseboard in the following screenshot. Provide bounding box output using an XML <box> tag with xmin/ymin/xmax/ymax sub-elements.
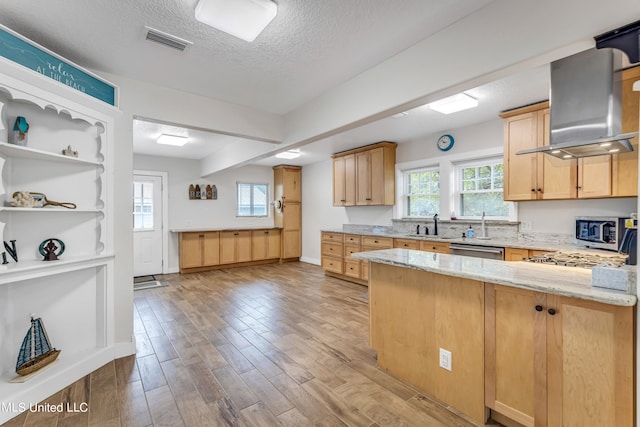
<box><xmin>164</xmin><ymin>267</ymin><xmax>179</xmax><ymax>274</ymax></box>
<box><xmin>300</xmin><ymin>256</ymin><xmax>320</xmax><ymax>265</ymax></box>
<box><xmin>114</xmin><ymin>340</ymin><xmax>136</xmax><ymax>359</ymax></box>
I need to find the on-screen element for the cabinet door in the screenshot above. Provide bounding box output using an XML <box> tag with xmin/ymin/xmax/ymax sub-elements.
<box><xmin>333</xmin><ymin>157</ymin><xmax>346</xmax><ymax>206</ymax></box>
<box><xmin>236</xmin><ymin>231</ymin><xmax>252</xmax><ymax>263</ymax></box>
<box><xmin>537</xmin><ymin>109</ymin><xmax>577</xmax><ymax>199</ymax></box>
<box><xmin>219</xmin><ymin>231</ymin><xmax>237</xmax><ymax>264</ymax></box>
<box><xmin>180</xmin><ymin>232</ymin><xmax>203</xmax><ymax>269</ymax></box>
<box><xmin>344</xmin><ymin>154</ymin><xmax>356</xmax><ymax>205</ymax></box>
<box><xmin>546</xmin><ymin>296</ymin><xmax>633</xmax><ymax>427</ymax></box>
<box><xmin>369</xmin><ymin>147</ymin><xmax>385</xmax><ymax>204</ymax></box>
<box><xmin>485</xmin><ymin>284</ymin><xmax>545</xmax><ymax>427</ymax></box>
<box><xmin>504</xmin><ymin>112</ymin><xmax>539</xmax><ymax>201</ymax></box>
<box><xmin>578</xmin><ymin>155</ymin><xmax>611</xmax><ymax>198</ymax></box>
<box><xmin>393</xmin><ymin>239</ymin><xmax>420</xmax><ymax>249</ymax></box>
<box><xmin>266</xmin><ymin>229</ymin><xmax>281</xmax><ymax>259</ymax></box>
<box><xmin>283</xmin><ymin>167</ymin><xmax>301</xmax><ymax>202</ymax></box>
<box><xmin>202</xmin><ymin>232</ymin><xmax>220</xmax><ymax>266</ymax></box>
<box><xmin>504</xmin><ymin>247</ymin><xmax>530</xmax><ymax>261</ymax></box>
<box><xmin>355</xmin><ymin>151</ymin><xmax>372</xmax><ymax>205</ymax></box>
<box><xmin>612</xmin><ymin>67</ymin><xmax>640</xmax><ymax>197</ymax></box>
<box><xmin>252</xmin><ymin>230</ymin><xmax>267</xmax><ymax>260</ymax></box>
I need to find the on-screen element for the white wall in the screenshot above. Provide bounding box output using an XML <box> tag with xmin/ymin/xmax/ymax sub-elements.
<box><xmin>301</xmin><ymin>160</ymin><xmax>393</xmax><ymax>265</ymax></box>
<box><xmin>133</xmin><ymin>154</ymin><xmax>274</xmax><ymax>272</ymax></box>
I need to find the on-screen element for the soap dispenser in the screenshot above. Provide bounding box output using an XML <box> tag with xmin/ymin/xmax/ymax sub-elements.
<box><xmin>466</xmin><ymin>226</ymin><xmax>474</xmax><ymax>238</ymax></box>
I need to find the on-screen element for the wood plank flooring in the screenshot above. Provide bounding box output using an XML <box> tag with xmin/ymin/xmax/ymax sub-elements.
<box><xmin>2</xmin><ymin>262</ymin><xmax>503</xmax><ymax>427</ymax></box>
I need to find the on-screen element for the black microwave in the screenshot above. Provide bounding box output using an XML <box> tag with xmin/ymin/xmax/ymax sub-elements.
<box><xmin>575</xmin><ymin>216</ymin><xmax>629</xmax><ymax>251</ymax></box>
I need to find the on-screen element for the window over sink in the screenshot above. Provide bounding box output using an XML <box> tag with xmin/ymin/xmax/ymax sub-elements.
<box><xmin>404</xmin><ymin>167</ymin><xmax>440</xmax><ymax>217</ymax></box>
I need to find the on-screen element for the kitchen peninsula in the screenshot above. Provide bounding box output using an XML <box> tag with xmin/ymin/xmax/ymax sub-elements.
<box><xmin>353</xmin><ymin>248</ymin><xmax>635</xmax><ymax>427</ymax></box>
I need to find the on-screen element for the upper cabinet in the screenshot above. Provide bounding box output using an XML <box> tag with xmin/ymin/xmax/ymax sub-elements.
<box><xmin>502</xmin><ymin>67</ymin><xmax>640</xmax><ymax>201</ymax></box>
<box><xmin>332</xmin><ymin>142</ymin><xmax>396</xmax><ymax>207</ymax></box>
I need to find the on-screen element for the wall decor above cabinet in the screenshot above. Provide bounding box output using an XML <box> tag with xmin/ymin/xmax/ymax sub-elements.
<box><xmin>332</xmin><ymin>141</ymin><xmax>397</xmax><ymax>207</ymax></box>
<box><xmin>188</xmin><ymin>184</ymin><xmax>217</xmax><ymax>200</ymax></box>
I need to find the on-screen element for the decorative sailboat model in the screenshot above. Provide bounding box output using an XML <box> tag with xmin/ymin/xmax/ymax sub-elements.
<box><xmin>15</xmin><ymin>317</ymin><xmax>61</xmax><ymax>376</ymax></box>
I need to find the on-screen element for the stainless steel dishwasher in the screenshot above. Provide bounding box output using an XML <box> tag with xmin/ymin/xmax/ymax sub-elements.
<box><xmin>449</xmin><ymin>243</ymin><xmax>505</xmax><ymax>260</ymax></box>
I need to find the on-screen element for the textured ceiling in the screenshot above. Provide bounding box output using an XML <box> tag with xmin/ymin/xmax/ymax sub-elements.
<box><xmin>0</xmin><ymin>0</ymin><xmax>492</xmax><ymax>114</ymax></box>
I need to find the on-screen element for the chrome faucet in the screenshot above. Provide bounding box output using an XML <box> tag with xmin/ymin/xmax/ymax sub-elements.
<box><xmin>433</xmin><ymin>213</ymin><xmax>438</xmax><ymax>236</ymax></box>
<box><xmin>480</xmin><ymin>211</ymin><xmax>486</xmax><ymax>238</ymax></box>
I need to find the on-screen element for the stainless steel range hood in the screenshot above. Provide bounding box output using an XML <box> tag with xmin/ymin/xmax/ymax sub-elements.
<box><xmin>517</xmin><ymin>48</ymin><xmax>637</xmax><ymax>159</ymax></box>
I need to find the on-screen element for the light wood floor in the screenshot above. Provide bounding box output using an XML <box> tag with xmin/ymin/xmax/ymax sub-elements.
<box><xmin>2</xmin><ymin>262</ymin><xmax>502</xmax><ymax>427</ymax></box>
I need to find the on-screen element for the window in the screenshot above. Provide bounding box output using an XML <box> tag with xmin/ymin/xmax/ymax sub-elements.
<box><xmin>237</xmin><ymin>183</ymin><xmax>268</xmax><ymax>217</ymax></box>
<box><xmin>455</xmin><ymin>157</ymin><xmax>514</xmax><ymax>219</ymax></box>
<box><xmin>133</xmin><ymin>181</ymin><xmax>154</xmax><ymax>230</ymax></box>
<box><xmin>404</xmin><ymin>167</ymin><xmax>440</xmax><ymax>217</ymax></box>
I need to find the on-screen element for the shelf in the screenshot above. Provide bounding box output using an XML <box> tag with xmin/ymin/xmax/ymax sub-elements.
<box><xmin>0</xmin><ymin>207</ymin><xmax>102</xmax><ymax>213</ymax></box>
<box><xmin>0</xmin><ymin>254</ymin><xmax>114</xmax><ymax>286</ymax></box>
<box><xmin>0</xmin><ymin>142</ymin><xmax>102</xmax><ymax>166</ymax></box>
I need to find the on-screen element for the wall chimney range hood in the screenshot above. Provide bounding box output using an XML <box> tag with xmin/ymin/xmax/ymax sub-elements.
<box><xmin>517</xmin><ymin>48</ymin><xmax>637</xmax><ymax>159</ymax></box>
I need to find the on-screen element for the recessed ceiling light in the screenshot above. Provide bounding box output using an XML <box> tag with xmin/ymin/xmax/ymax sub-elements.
<box><xmin>428</xmin><ymin>93</ymin><xmax>478</xmax><ymax>114</ymax></box>
<box><xmin>157</xmin><ymin>134</ymin><xmax>188</xmax><ymax>146</ymax></box>
<box><xmin>275</xmin><ymin>149</ymin><xmax>300</xmax><ymax>159</ymax></box>
<box><xmin>195</xmin><ymin>0</ymin><xmax>277</xmax><ymax>42</ymax></box>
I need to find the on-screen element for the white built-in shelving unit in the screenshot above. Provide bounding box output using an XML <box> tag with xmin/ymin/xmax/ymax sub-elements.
<box><xmin>0</xmin><ymin>55</ymin><xmax>119</xmax><ymax>424</ymax></box>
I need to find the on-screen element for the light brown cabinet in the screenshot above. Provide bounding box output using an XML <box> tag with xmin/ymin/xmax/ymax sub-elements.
<box><xmin>321</xmin><ymin>232</ymin><xmax>343</xmax><ymax>274</ymax></box>
<box><xmin>420</xmin><ymin>240</ymin><xmax>451</xmax><ymax>254</ymax></box>
<box><xmin>332</xmin><ymin>154</ymin><xmax>356</xmax><ymax>206</ymax></box>
<box><xmin>251</xmin><ymin>229</ymin><xmax>281</xmax><ymax>260</ymax></box>
<box><xmin>179</xmin><ymin>231</ymin><xmax>220</xmax><ymax>271</ymax></box>
<box><xmin>274</xmin><ymin>165</ymin><xmax>302</xmax><ymax>260</ymax></box>
<box><xmin>485</xmin><ymin>284</ymin><xmax>633</xmax><ymax>427</ymax></box>
<box><xmin>502</xmin><ymin>102</ymin><xmax>577</xmax><ymax>201</ymax></box>
<box><xmin>504</xmin><ymin>247</ymin><xmax>547</xmax><ymax>261</ymax></box>
<box><xmin>332</xmin><ymin>142</ymin><xmax>396</xmax><ymax>207</ymax></box>
<box><xmin>220</xmin><ymin>230</ymin><xmax>252</xmax><ymax>264</ymax></box>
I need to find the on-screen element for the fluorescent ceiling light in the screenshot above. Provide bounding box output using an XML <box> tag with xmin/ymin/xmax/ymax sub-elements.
<box><xmin>428</xmin><ymin>93</ymin><xmax>478</xmax><ymax>114</ymax></box>
<box><xmin>157</xmin><ymin>134</ymin><xmax>188</xmax><ymax>146</ymax></box>
<box><xmin>275</xmin><ymin>150</ymin><xmax>300</xmax><ymax>159</ymax></box>
<box><xmin>195</xmin><ymin>0</ymin><xmax>277</xmax><ymax>42</ymax></box>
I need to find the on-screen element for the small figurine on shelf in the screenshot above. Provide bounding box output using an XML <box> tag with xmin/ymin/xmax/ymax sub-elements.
<box><xmin>10</xmin><ymin>116</ymin><xmax>29</xmax><ymax>146</ymax></box>
<box><xmin>212</xmin><ymin>185</ymin><xmax>218</xmax><ymax>200</ymax></box>
<box><xmin>61</xmin><ymin>145</ymin><xmax>78</xmax><ymax>157</ymax></box>
<box><xmin>189</xmin><ymin>184</ymin><xmax>195</xmax><ymax>200</ymax></box>
<box><xmin>39</xmin><ymin>238</ymin><xmax>65</xmax><ymax>261</ymax></box>
<box><xmin>194</xmin><ymin>185</ymin><xmax>201</xmax><ymax>199</ymax></box>
<box><xmin>206</xmin><ymin>185</ymin><xmax>213</xmax><ymax>199</ymax></box>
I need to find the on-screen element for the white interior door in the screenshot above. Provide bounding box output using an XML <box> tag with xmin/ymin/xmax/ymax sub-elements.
<box><xmin>133</xmin><ymin>174</ymin><xmax>163</xmax><ymax>277</ymax></box>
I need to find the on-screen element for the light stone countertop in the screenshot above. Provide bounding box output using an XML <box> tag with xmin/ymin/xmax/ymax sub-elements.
<box><xmin>353</xmin><ymin>248</ymin><xmax>637</xmax><ymax>307</ymax></box>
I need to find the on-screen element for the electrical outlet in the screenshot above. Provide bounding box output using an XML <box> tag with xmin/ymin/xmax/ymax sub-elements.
<box><xmin>520</xmin><ymin>220</ymin><xmax>532</xmax><ymax>231</ymax></box>
<box><xmin>439</xmin><ymin>348</ymin><xmax>452</xmax><ymax>371</ymax></box>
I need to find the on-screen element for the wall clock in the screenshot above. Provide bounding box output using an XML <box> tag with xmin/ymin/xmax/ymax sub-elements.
<box><xmin>437</xmin><ymin>134</ymin><xmax>454</xmax><ymax>151</ymax></box>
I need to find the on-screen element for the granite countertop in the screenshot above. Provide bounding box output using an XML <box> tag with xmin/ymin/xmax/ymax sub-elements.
<box><xmin>171</xmin><ymin>226</ymin><xmax>282</xmax><ymax>233</ymax></box>
<box><xmin>353</xmin><ymin>248</ymin><xmax>637</xmax><ymax>307</ymax></box>
<box><xmin>321</xmin><ymin>229</ymin><xmax>606</xmax><ymax>253</ymax></box>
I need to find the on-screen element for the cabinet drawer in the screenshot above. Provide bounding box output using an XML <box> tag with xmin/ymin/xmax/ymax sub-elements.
<box><xmin>322</xmin><ymin>256</ymin><xmax>343</xmax><ymax>274</ymax></box>
<box><xmin>420</xmin><ymin>241</ymin><xmax>450</xmax><ymax>254</ymax></box>
<box><xmin>344</xmin><ymin>244</ymin><xmax>362</xmax><ymax>258</ymax></box>
<box><xmin>344</xmin><ymin>234</ymin><xmax>361</xmax><ymax>244</ymax></box>
<box><xmin>322</xmin><ymin>232</ymin><xmax>344</xmax><ymax>242</ymax></box>
<box><xmin>505</xmin><ymin>247</ymin><xmax>531</xmax><ymax>261</ymax></box>
<box><xmin>343</xmin><ymin>259</ymin><xmax>361</xmax><ymax>278</ymax></box>
<box><xmin>361</xmin><ymin>236</ymin><xmax>393</xmax><ymax>249</ymax></box>
<box><xmin>321</xmin><ymin>242</ymin><xmax>343</xmax><ymax>257</ymax></box>
<box><xmin>394</xmin><ymin>238</ymin><xmax>420</xmax><ymax>250</ymax></box>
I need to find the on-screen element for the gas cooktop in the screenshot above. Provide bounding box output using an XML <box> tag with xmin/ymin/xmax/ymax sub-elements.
<box><xmin>525</xmin><ymin>251</ymin><xmax>628</xmax><ymax>268</ymax></box>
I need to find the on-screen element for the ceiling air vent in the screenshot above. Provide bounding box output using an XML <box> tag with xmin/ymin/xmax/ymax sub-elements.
<box><xmin>145</xmin><ymin>26</ymin><xmax>193</xmax><ymax>51</ymax></box>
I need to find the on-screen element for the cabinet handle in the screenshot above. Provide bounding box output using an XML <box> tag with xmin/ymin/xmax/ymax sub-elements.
<box><xmin>374</xmin><ymin>240</ymin><xmax>379</xmax><ymax>243</ymax></box>
<box><xmin>264</xmin><ymin>231</ymin><xmax>269</xmax><ymax>234</ymax></box>
<box><xmin>576</xmin><ymin>186</ymin><xmax>582</xmax><ymax>190</ymax></box>
<box><xmin>199</xmin><ymin>234</ymin><xmax>204</xmax><ymax>237</ymax></box>
<box><xmin>366</xmin><ymin>198</ymin><xmax>372</xmax><ymax>201</ymax></box>
<box><xmin>537</xmin><ymin>188</ymin><xmax>542</xmax><ymax>192</ymax></box>
<box><xmin>535</xmin><ymin>305</ymin><xmax>543</xmax><ymax>312</ymax></box>
<box><xmin>234</xmin><ymin>232</ymin><xmax>239</xmax><ymax>236</ymax></box>
<box><xmin>340</xmin><ymin>199</ymin><xmax>346</xmax><ymax>202</ymax></box>
<box><xmin>548</xmin><ymin>308</ymin><xmax>557</xmax><ymax>316</ymax></box>
<box><xmin>531</xmin><ymin>188</ymin><xmax>535</xmax><ymax>192</ymax></box>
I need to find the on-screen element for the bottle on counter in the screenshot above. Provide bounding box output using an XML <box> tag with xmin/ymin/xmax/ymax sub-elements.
<box><xmin>466</xmin><ymin>226</ymin><xmax>474</xmax><ymax>238</ymax></box>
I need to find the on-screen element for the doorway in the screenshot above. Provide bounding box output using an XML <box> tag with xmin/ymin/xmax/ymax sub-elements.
<box><xmin>133</xmin><ymin>170</ymin><xmax>168</xmax><ymax>278</ymax></box>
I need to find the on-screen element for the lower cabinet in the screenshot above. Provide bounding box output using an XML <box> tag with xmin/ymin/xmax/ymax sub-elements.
<box><xmin>220</xmin><ymin>230</ymin><xmax>252</xmax><ymax>264</ymax></box>
<box><xmin>504</xmin><ymin>248</ymin><xmax>548</xmax><ymax>261</ymax></box>
<box><xmin>179</xmin><ymin>231</ymin><xmax>220</xmax><ymax>270</ymax></box>
<box><xmin>485</xmin><ymin>283</ymin><xmax>634</xmax><ymax>427</ymax></box>
<box><xmin>252</xmin><ymin>229</ymin><xmax>281</xmax><ymax>260</ymax></box>
<box><xmin>420</xmin><ymin>240</ymin><xmax>451</xmax><ymax>254</ymax></box>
